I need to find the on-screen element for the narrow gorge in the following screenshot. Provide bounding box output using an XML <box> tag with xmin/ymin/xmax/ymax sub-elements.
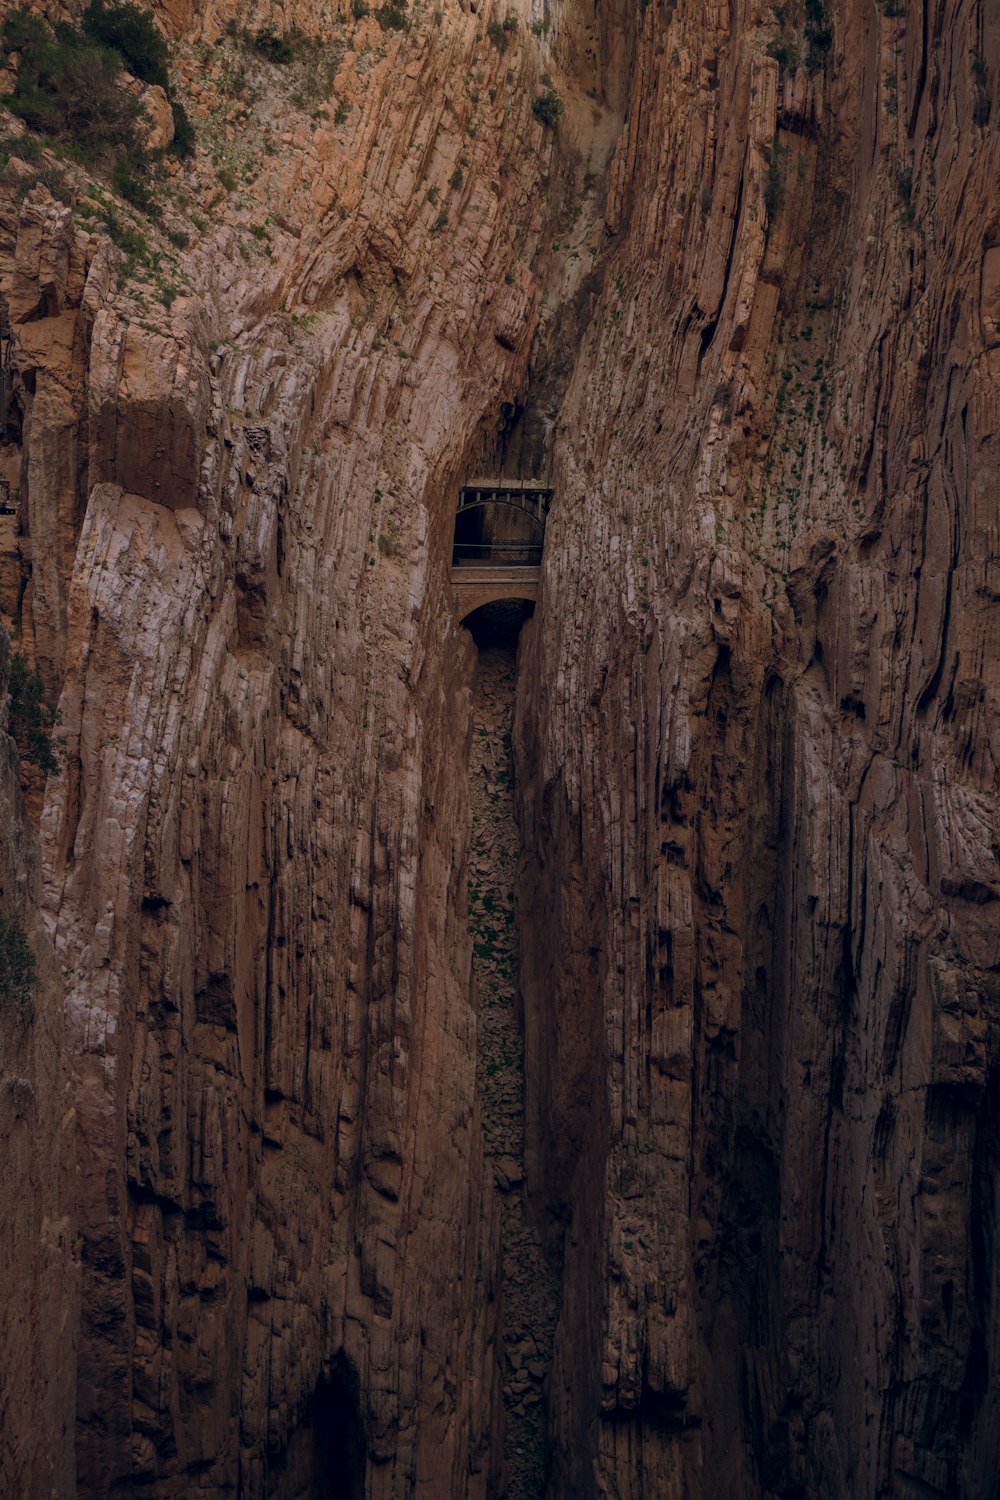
<box><xmin>468</xmin><ymin>610</ymin><xmax>559</xmax><ymax>1496</ymax></box>
<box><xmin>0</xmin><ymin>0</ymin><xmax>998</xmax><ymax>1496</ymax></box>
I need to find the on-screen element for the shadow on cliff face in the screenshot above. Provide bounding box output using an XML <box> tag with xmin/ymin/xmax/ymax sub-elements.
<box><xmin>266</xmin><ymin>1358</ymin><xmax>365</xmax><ymax>1500</ymax></box>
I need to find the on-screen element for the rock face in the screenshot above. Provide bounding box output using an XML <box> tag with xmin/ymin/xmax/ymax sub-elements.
<box><xmin>0</xmin><ymin>0</ymin><xmax>996</xmax><ymax>1496</ymax></box>
<box><xmin>2</xmin><ymin>2</ymin><xmax>592</xmax><ymax>1493</ymax></box>
<box><xmin>514</xmin><ymin>1</ymin><xmax>1000</xmax><ymax>1496</ymax></box>
<box><xmin>0</xmin><ymin>630</ymin><xmax>77</xmax><ymax>1500</ymax></box>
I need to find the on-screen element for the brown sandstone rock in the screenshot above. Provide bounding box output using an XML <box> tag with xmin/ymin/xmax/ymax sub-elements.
<box><xmin>0</xmin><ymin>1</ymin><xmax>997</xmax><ymax>1497</ymax></box>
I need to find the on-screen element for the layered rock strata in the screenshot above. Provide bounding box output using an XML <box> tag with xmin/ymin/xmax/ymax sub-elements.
<box><xmin>0</xmin><ymin>0</ymin><xmax>618</xmax><ymax>1492</ymax></box>
<box><xmin>515</xmin><ymin>0</ymin><xmax>1000</xmax><ymax>1496</ymax></box>
<box><xmin>0</xmin><ymin>0</ymin><xmax>996</xmax><ymax>1496</ymax></box>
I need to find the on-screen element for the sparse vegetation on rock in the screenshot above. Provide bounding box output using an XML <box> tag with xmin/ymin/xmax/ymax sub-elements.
<box><xmin>374</xmin><ymin>1</ymin><xmax>409</xmax><ymax>32</ymax></box>
<box><xmin>531</xmin><ymin>86</ymin><xmax>562</xmax><ymax>125</ymax></box>
<box><xmin>6</xmin><ymin>649</ymin><xmax>60</xmax><ymax>777</ymax></box>
<box><xmin>0</xmin><ymin>916</ymin><xmax>36</xmax><ymax>1013</ymax></box>
<box><xmin>1</xmin><ymin>8</ymin><xmax>146</xmax><ymax>161</ymax></box>
<box><xmin>82</xmin><ymin>0</ymin><xmax>168</xmax><ymax>87</ymax></box>
<box><xmin>487</xmin><ymin>12</ymin><xmax>518</xmax><ymax>52</ymax></box>
<box><xmin>0</xmin><ymin>2</ymin><xmax>194</xmax><ymax>215</ymax></box>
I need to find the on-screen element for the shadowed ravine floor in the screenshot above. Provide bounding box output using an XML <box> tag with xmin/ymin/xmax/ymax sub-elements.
<box><xmin>467</xmin><ymin>635</ymin><xmax>560</xmax><ymax>1498</ymax></box>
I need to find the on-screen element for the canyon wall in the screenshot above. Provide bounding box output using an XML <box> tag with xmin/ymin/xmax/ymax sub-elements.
<box><xmin>0</xmin><ymin>0</ymin><xmax>613</xmax><ymax>1491</ymax></box>
<box><xmin>0</xmin><ymin>626</ymin><xmax>77</xmax><ymax>1499</ymax></box>
<box><xmin>0</xmin><ymin>0</ymin><xmax>996</xmax><ymax>1496</ymax></box>
<box><xmin>515</xmin><ymin>0</ymin><xmax>1000</xmax><ymax>1495</ymax></box>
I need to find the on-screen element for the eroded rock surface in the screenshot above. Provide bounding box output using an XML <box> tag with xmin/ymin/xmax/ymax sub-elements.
<box><xmin>515</xmin><ymin>1</ymin><xmax>1000</xmax><ymax>1496</ymax></box>
<box><xmin>0</xmin><ymin>0</ymin><xmax>996</xmax><ymax>1496</ymax></box>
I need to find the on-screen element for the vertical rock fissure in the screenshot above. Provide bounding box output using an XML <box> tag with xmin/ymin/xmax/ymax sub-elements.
<box><xmin>468</xmin><ymin>635</ymin><xmax>560</xmax><ymax>1498</ymax></box>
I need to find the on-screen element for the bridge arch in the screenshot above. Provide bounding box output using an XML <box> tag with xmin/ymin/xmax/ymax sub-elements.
<box><xmin>454</xmin><ymin>578</ymin><xmax>538</xmax><ymax>622</ymax></box>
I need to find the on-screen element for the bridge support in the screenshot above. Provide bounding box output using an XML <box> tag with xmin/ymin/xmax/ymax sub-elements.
<box><xmin>451</xmin><ymin>565</ymin><xmax>539</xmax><ymax>621</ymax></box>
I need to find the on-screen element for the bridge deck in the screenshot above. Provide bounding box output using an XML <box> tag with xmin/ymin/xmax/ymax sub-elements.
<box><xmin>451</xmin><ymin>564</ymin><xmax>540</xmax><ymax>621</ymax></box>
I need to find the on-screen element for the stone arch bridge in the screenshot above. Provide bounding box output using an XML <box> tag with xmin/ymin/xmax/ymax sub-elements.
<box><xmin>451</xmin><ymin>478</ymin><xmax>552</xmax><ymax>621</ymax></box>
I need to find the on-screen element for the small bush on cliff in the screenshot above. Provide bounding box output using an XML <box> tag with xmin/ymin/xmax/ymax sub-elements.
<box><xmin>6</xmin><ymin>650</ymin><xmax>60</xmax><ymax>777</ymax></box>
<box><xmin>895</xmin><ymin>165</ymin><xmax>915</xmax><ymax>225</ymax></box>
<box><xmin>1</xmin><ymin>4</ymin><xmax>194</xmax><ymax>194</ymax></box>
<box><xmin>487</xmin><ymin>13</ymin><xmax>517</xmax><ymax>52</ymax></box>
<box><xmin>1</xmin><ymin>12</ymin><xmax>145</xmax><ymax>160</ymax></box>
<box><xmin>169</xmin><ymin>97</ymin><xmax>195</xmax><ymax>158</ymax></box>
<box><xmin>763</xmin><ymin>142</ymin><xmax>784</xmax><ymax>216</ymax></box>
<box><xmin>0</xmin><ymin>917</ymin><xmax>36</xmax><ymax>1014</ymax></box>
<box><xmin>972</xmin><ymin>55</ymin><xmax>990</xmax><ymax>126</ymax></box>
<box><xmin>531</xmin><ymin>87</ymin><xmax>562</xmax><ymax>125</ymax></box>
<box><xmin>111</xmin><ymin>147</ymin><xmax>156</xmax><ymax>210</ymax></box>
<box><xmin>81</xmin><ymin>0</ymin><xmax>169</xmax><ymax>88</ymax></box>
<box><xmin>766</xmin><ymin>34</ymin><xmax>798</xmax><ymax>71</ymax></box>
<box><xmin>1</xmin><ymin>8</ymin><xmax>47</xmax><ymax>52</ymax></box>
<box><xmin>83</xmin><ymin>1</ymin><xmax>194</xmax><ymax>158</ymax></box>
<box><xmin>375</xmin><ymin>1</ymin><xmax>409</xmax><ymax>32</ymax></box>
<box><xmin>252</xmin><ymin>24</ymin><xmax>297</xmax><ymax>64</ymax></box>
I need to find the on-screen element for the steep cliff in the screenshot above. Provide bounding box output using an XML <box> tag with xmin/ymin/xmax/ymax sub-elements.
<box><xmin>0</xmin><ymin>0</ymin><xmax>621</xmax><ymax>1493</ymax></box>
<box><xmin>0</xmin><ymin>0</ymin><xmax>996</xmax><ymax>1496</ymax></box>
<box><xmin>515</xmin><ymin>0</ymin><xmax>1000</xmax><ymax>1495</ymax></box>
<box><xmin>0</xmin><ymin>629</ymin><xmax>77</xmax><ymax>1499</ymax></box>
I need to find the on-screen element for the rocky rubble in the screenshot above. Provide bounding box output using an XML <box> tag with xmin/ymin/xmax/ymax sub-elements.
<box><xmin>468</xmin><ymin>638</ymin><xmax>559</xmax><ymax>1496</ymax></box>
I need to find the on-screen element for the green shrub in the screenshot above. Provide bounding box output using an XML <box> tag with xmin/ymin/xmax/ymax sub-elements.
<box><xmin>13</xmin><ymin>161</ymin><xmax>73</xmax><ymax>203</ymax></box>
<box><xmin>895</xmin><ymin>165</ymin><xmax>915</xmax><ymax>224</ymax></box>
<box><xmin>82</xmin><ymin>0</ymin><xmax>169</xmax><ymax>87</ymax></box>
<box><xmin>252</xmin><ymin>24</ymin><xmax>296</xmax><ymax>63</ymax></box>
<box><xmin>0</xmin><ymin>8</ymin><xmax>47</xmax><ymax>52</ymax></box>
<box><xmin>766</xmin><ymin>36</ymin><xmax>798</xmax><ymax>71</ymax></box>
<box><xmin>972</xmin><ymin>55</ymin><xmax>989</xmax><ymax>126</ymax></box>
<box><xmin>111</xmin><ymin>147</ymin><xmax>155</xmax><ymax>210</ymax></box>
<box><xmin>0</xmin><ymin>917</ymin><xmax>36</xmax><ymax>1013</ymax></box>
<box><xmin>804</xmin><ymin>0</ymin><xmax>832</xmax><ymax>69</ymax></box>
<box><xmin>6</xmin><ymin>651</ymin><xmax>60</xmax><ymax>777</ymax></box>
<box><xmin>531</xmin><ymin>87</ymin><xmax>562</xmax><ymax>125</ymax></box>
<box><xmin>3</xmin><ymin>19</ymin><xmax>145</xmax><ymax>160</ymax></box>
<box><xmin>487</xmin><ymin>19</ymin><xmax>509</xmax><ymax>52</ymax></box>
<box><xmin>0</xmin><ymin>129</ymin><xmax>41</xmax><ymax>166</ymax></box>
<box><xmin>99</xmin><ymin>206</ymin><xmax>149</xmax><ymax>259</ymax></box>
<box><xmin>375</xmin><ymin>2</ymin><xmax>408</xmax><ymax>30</ymax></box>
<box><xmin>4</xmin><ymin>4</ymin><xmax>195</xmax><ymax>180</ymax></box>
